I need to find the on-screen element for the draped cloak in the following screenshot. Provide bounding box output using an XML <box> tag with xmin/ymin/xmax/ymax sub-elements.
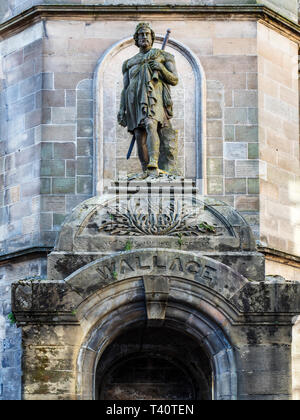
<box><xmin>123</xmin><ymin>49</ymin><xmax>174</xmax><ymax>133</ymax></box>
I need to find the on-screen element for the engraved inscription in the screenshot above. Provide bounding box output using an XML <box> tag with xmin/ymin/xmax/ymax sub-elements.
<box><xmin>96</xmin><ymin>262</ymin><xmax>116</xmax><ymax>280</ymax></box>
<box><xmin>202</xmin><ymin>266</ymin><xmax>217</xmax><ymax>283</ymax></box>
<box><xmin>169</xmin><ymin>257</ymin><xmax>184</xmax><ymax>272</ymax></box>
<box><xmin>185</xmin><ymin>261</ymin><xmax>201</xmax><ymax>274</ymax></box>
<box><xmin>120</xmin><ymin>259</ymin><xmax>134</xmax><ymax>274</ymax></box>
<box><xmin>95</xmin><ymin>254</ymin><xmax>218</xmax><ymax>284</ymax></box>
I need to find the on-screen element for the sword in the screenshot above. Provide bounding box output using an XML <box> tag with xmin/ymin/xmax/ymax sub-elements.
<box><xmin>126</xmin><ymin>133</ymin><xmax>136</xmax><ymax>160</ymax></box>
<box><xmin>126</xmin><ymin>29</ymin><xmax>172</xmax><ymax>160</ymax></box>
<box><xmin>161</xmin><ymin>28</ymin><xmax>171</xmax><ymax>51</ymax></box>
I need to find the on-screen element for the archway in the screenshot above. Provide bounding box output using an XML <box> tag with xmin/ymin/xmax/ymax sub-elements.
<box><xmin>96</xmin><ymin>326</ymin><xmax>213</xmax><ymax>400</ymax></box>
<box><xmin>70</xmin><ymin>249</ymin><xmax>241</xmax><ymax>400</ymax></box>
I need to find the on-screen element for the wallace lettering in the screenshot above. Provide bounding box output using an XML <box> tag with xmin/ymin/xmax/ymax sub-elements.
<box><xmin>96</xmin><ymin>262</ymin><xmax>116</xmax><ymax>280</ymax></box>
<box><xmin>120</xmin><ymin>259</ymin><xmax>134</xmax><ymax>274</ymax></box>
<box><xmin>136</xmin><ymin>256</ymin><xmax>151</xmax><ymax>270</ymax></box>
<box><xmin>153</xmin><ymin>255</ymin><xmax>167</xmax><ymax>269</ymax></box>
<box><xmin>202</xmin><ymin>265</ymin><xmax>217</xmax><ymax>283</ymax></box>
<box><xmin>185</xmin><ymin>261</ymin><xmax>201</xmax><ymax>274</ymax></box>
<box><xmin>95</xmin><ymin>253</ymin><xmax>220</xmax><ymax>285</ymax></box>
<box><xmin>169</xmin><ymin>257</ymin><xmax>184</xmax><ymax>272</ymax></box>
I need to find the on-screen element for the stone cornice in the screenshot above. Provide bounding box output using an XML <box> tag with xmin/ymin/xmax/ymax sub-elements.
<box><xmin>0</xmin><ymin>4</ymin><xmax>299</xmax><ymax>43</ymax></box>
<box><xmin>258</xmin><ymin>246</ymin><xmax>300</xmax><ymax>269</ymax></box>
<box><xmin>0</xmin><ymin>247</ymin><xmax>51</xmax><ymax>265</ymax></box>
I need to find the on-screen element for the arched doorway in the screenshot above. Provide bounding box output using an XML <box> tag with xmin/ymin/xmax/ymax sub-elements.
<box><xmin>71</xmin><ymin>255</ymin><xmax>239</xmax><ymax>400</ymax></box>
<box><xmin>96</xmin><ymin>326</ymin><xmax>213</xmax><ymax>400</ymax></box>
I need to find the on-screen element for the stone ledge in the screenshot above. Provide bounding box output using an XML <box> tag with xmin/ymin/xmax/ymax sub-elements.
<box><xmin>258</xmin><ymin>246</ymin><xmax>300</xmax><ymax>269</ymax></box>
<box><xmin>0</xmin><ymin>4</ymin><xmax>299</xmax><ymax>43</ymax></box>
<box><xmin>0</xmin><ymin>246</ymin><xmax>52</xmax><ymax>265</ymax></box>
<box><xmin>12</xmin><ymin>266</ymin><xmax>300</xmax><ymax>326</ymax></box>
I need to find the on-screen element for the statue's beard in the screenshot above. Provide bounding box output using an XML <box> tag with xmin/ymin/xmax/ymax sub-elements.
<box><xmin>139</xmin><ymin>40</ymin><xmax>151</xmax><ymax>48</ymax></box>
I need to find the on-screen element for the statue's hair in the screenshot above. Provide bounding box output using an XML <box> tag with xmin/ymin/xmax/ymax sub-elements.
<box><xmin>133</xmin><ymin>22</ymin><xmax>155</xmax><ymax>47</ymax></box>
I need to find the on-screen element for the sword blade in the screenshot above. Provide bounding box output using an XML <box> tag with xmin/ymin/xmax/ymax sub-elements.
<box><xmin>126</xmin><ymin>134</ymin><xmax>136</xmax><ymax>160</ymax></box>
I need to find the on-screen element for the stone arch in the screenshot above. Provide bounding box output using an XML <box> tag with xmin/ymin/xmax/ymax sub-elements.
<box><xmin>75</xmin><ymin>280</ymin><xmax>237</xmax><ymax>400</ymax></box>
<box><xmin>69</xmin><ymin>250</ymin><xmax>243</xmax><ymax>400</ymax></box>
<box><xmin>96</xmin><ymin>326</ymin><xmax>213</xmax><ymax>400</ymax></box>
<box><xmin>93</xmin><ymin>34</ymin><xmax>207</xmax><ymax>195</ymax></box>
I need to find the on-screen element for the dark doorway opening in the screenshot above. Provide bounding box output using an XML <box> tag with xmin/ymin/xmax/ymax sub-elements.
<box><xmin>96</xmin><ymin>326</ymin><xmax>213</xmax><ymax>400</ymax></box>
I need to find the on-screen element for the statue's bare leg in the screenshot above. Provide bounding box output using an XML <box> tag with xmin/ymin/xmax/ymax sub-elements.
<box><xmin>134</xmin><ymin>127</ymin><xmax>148</xmax><ymax>172</ymax></box>
<box><xmin>158</xmin><ymin>123</ymin><xmax>178</xmax><ymax>174</ymax></box>
<box><xmin>145</xmin><ymin>118</ymin><xmax>160</xmax><ymax>169</ymax></box>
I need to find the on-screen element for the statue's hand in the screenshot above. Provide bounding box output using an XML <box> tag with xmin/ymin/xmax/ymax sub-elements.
<box><xmin>117</xmin><ymin>110</ymin><xmax>127</xmax><ymax>127</ymax></box>
<box><xmin>149</xmin><ymin>61</ymin><xmax>164</xmax><ymax>72</ymax></box>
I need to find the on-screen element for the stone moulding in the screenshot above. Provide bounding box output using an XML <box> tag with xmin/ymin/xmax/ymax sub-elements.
<box><xmin>12</xmin><ymin>248</ymin><xmax>300</xmax><ymax>326</ymax></box>
<box><xmin>45</xmin><ymin>186</ymin><xmax>263</xmax><ymax>281</ymax></box>
<box><xmin>258</xmin><ymin>245</ymin><xmax>300</xmax><ymax>269</ymax></box>
<box><xmin>0</xmin><ymin>5</ymin><xmax>299</xmax><ymax>42</ymax></box>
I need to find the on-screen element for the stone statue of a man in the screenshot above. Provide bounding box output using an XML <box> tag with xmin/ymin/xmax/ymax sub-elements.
<box><xmin>118</xmin><ymin>23</ymin><xmax>179</xmax><ymax>174</ymax></box>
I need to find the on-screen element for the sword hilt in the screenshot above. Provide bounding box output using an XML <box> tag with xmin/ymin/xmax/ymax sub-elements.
<box><xmin>161</xmin><ymin>29</ymin><xmax>171</xmax><ymax>50</ymax></box>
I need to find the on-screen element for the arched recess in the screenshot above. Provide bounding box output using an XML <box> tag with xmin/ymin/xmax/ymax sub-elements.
<box><xmin>72</xmin><ymin>262</ymin><xmax>239</xmax><ymax>400</ymax></box>
<box><xmin>96</xmin><ymin>326</ymin><xmax>213</xmax><ymax>400</ymax></box>
<box><xmin>93</xmin><ymin>34</ymin><xmax>207</xmax><ymax>195</ymax></box>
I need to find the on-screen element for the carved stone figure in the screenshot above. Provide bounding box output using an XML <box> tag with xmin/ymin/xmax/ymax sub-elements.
<box><xmin>118</xmin><ymin>23</ymin><xmax>179</xmax><ymax>175</ymax></box>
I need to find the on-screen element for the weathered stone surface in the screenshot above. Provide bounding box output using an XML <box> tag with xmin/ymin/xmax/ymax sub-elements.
<box><xmin>143</xmin><ymin>275</ymin><xmax>169</xmax><ymax>321</ymax></box>
<box><xmin>52</xmin><ymin>182</ymin><xmax>256</xmax><ymax>257</ymax></box>
<box><xmin>64</xmin><ymin>249</ymin><xmax>248</xmax><ymax>301</ymax></box>
<box><xmin>12</xmin><ymin>260</ymin><xmax>300</xmax><ymax>400</ymax></box>
<box><xmin>48</xmin><ymin>250</ymin><xmax>265</xmax><ymax>283</ymax></box>
<box><xmin>231</xmin><ymin>282</ymin><xmax>300</xmax><ymax>313</ymax></box>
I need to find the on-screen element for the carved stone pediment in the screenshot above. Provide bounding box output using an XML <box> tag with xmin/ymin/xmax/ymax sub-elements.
<box><xmin>55</xmin><ymin>180</ymin><xmax>253</xmax><ymax>250</ymax></box>
<box><xmin>83</xmin><ymin>195</ymin><xmax>223</xmax><ymax>237</ymax></box>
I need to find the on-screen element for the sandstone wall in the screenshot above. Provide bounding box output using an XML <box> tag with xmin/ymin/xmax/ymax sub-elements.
<box><xmin>0</xmin><ymin>24</ymin><xmax>44</xmax><ymax>256</ymax></box>
<box><xmin>257</xmin><ymin>23</ymin><xmax>300</xmax><ymax>276</ymax></box>
<box><xmin>0</xmin><ymin>256</ymin><xmax>46</xmax><ymax>399</ymax></box>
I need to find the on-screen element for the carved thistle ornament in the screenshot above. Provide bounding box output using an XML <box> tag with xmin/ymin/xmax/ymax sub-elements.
<box><xmin>96</xmin><ymin>197</ymin><xmax>218</xmax><ymax>237</ymax></box>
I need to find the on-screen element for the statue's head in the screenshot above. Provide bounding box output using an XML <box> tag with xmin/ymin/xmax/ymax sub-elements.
<box><xmin>134</xmin><ymin>22</ymin><xmax>155</xmax><ymax>49</ymax></box>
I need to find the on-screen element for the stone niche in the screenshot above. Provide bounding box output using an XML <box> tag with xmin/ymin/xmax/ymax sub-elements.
<box><xmin>94</xmin><ymin>35</ymin><xmax>205</xmax><ymax>195</ymax></box>
<box><xmin>12</xmin><ymin>178</ymin><xmax>300</xmax><ymax>400</ymax></box>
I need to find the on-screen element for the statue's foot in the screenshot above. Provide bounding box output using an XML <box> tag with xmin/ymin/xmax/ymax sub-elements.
<box><xmin>147</xmin><ymin>159</ymin><xmax>158</xmax><ymax>170</ymax></box>
<box><xmin>126</xmin><ymin>171</ymin><xmax>148</xmax><ymax>180</ymax></box>
<box><xmin>158</xmin><ymin>169</ymin><xmax>168</xmax><ymax>175</ymax></box>
<box><xmin>147</xmin><ymin>167</ymin><xmax>159</xmax><ymax>176</ymax></box>
<box><xmin>146</xmin><ymin>168</ymin><xmax>170</xmax><ymax>177</ymax></box>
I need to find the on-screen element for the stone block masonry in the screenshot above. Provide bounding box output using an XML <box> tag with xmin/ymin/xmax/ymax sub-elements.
<box><xmin>0</xmin><ymin>255</ymin><xmax>47</xmax><ymax>400</ymax></box>
<box><xmin>0</xmin><ymin>25</ymin><xmax>96</xmax><ymax>258</ymax></box>
<box><xmin>0</xmin><ymin>32</ymin><xmax>43</xmax><ymax>257</ymax></box>
<box><xmin>258</xmin><ymin>23</ymin><xmax>300</xmax><ymax>260</ymax></box>
<box><xmin>203</xmin><ymin>32</ymin><xmax>259</xmax><ymax>237</ymax></box>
